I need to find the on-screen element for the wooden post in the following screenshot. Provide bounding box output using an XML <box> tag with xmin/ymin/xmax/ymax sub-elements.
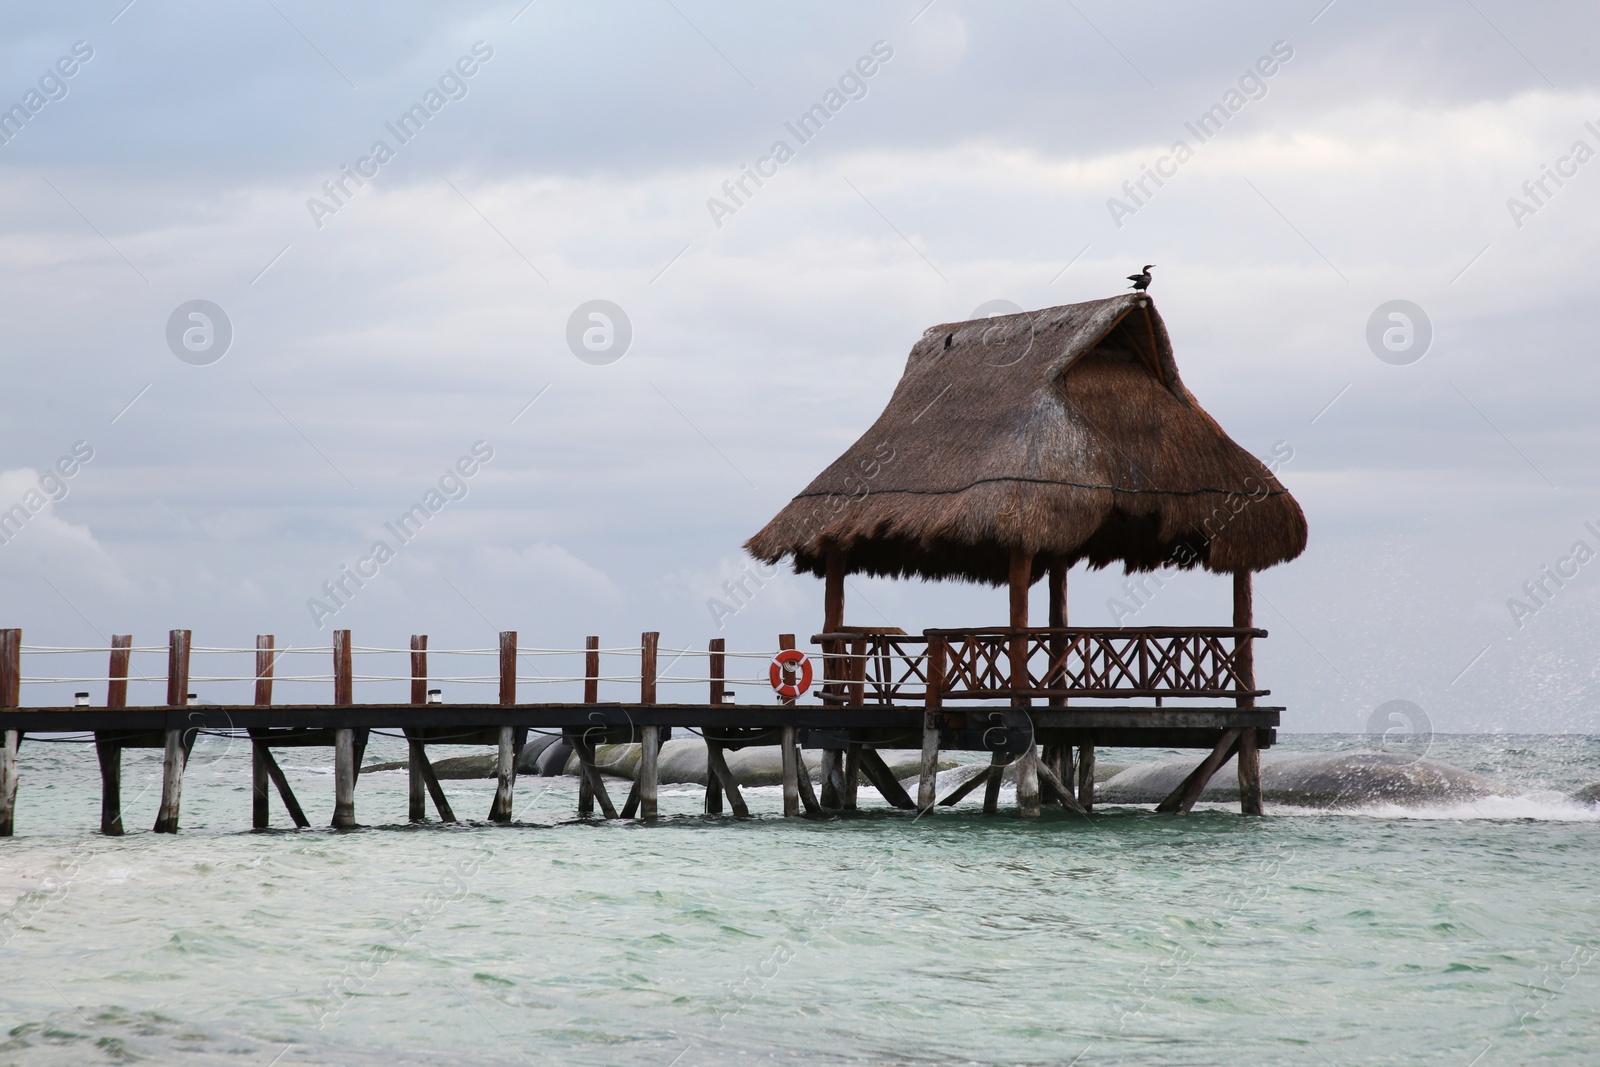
<box><xmin>709</xmin><ymin>637</ymin><xmax>725</xmax><ymax>706</ymax></box>
<box><xmin>402</xmin><ymin>689</ymin><xmax>456</xmax><ymax>828</ymax></box>
<box><xmin>778</xmin><ymin>634</ymin><xmax>800</xmax><ymax>817</ymax></box>
<box><xmin>820</xmin><ymin>550</ymin><xmax>847</xmax><ymax>804</ymax></box>
<box><xmin>1077</xmin><ymin>743</ymin><xmax>1096</xmax><ymax>813</ymax></box>
<box><xmin>705</xmin><ymin>638</ymin><xmax>725</xmax><ymax>813</ymax></box>
<box><xmin>409</xmin><ymin>635</ymin><xmax>427</xmax><ymax>822</ymax></box>
<box><xmin>824</xmin><ymin>549</ymin><xmax>845</xmax><ymax>632</ymax></box>
<box><xmin>0</xmin><ymin>628</ymin><xmax>19</xmax><ymax>837</ymax></box>
<box><xmin>1234</xmin><ymin>571</ymin><xmax>1255</xmax><ymax>708</ymax></box>
<box><xmin>579</xmin><ymin>637</ymin><xmax>598</xmax><ymax>815</ymax></box>
<box><xmin>489</xmin><ymin>631</ymin><xmax>518</xmax><ymax>823</ymax></box>
<box><xmin>1048</xmin><ymin>560</ymin><xmax>1068</xmax><ymax>709</ymax></box>
<box><xmin>96</xmin><ymin>634</ymin><xmax>132</xmax><ymax>836</ymax></box>
<box><xmin>331</xmin><ymin>630</ymin><xmax>355</xmax><ymax>829</ymax></box>
<box><xmin>842</xmin><ymin>635</ymin><xmax>866</xmax><ymax>809</ymax></box>
<box><xmin>917</xmin><ymin>634</ymin><xmax>946</xmax><ymax>813</ymax></box>
<box><xmin>982</xmin><ymin>751</ymin><xmax>1009</xmax><ymax>815</ymax></box>
<box><xmin>153</xmin><ymin>629</ymin><xmax>190</xmax><ymax>834</ymax></box>
<box><xmin>705</xmin><ymin>737</ymin><xmax>749</xmax><ymax>817</ymax></box>
<box><xmin>1010</xmin><ymin>549</ymin><xmax>1040</xmax><ymax>818</ymax></box>
<box><xmin>638</xmin><ymin>631</ymin><xmax>660</xmax><ymax>821</ymax></box>
<box><xmin>1158</xmin><ymin>729</ymin><xmax>1243</xmax><ymax>814</ymax></box>
<box><xmin>1234</xmin><ymin>571</ymin><xmax>1262</xmax><ymax>815</ymax></box>
<box><xmin>251</xmin><ymin>635</ymin><xmax>273</xmax><ymax>829</ymax></box>
<box><xmin>843</xmin><ymin>743</ymin><xmax>861</xmax><ymax>811</ymax></box>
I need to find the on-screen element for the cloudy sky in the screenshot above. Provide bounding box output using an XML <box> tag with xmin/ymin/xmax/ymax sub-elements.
<box><xmin>2</xmin><ymin>0</ymin><xmax>1597</xmax><ymax>732</ymax></box>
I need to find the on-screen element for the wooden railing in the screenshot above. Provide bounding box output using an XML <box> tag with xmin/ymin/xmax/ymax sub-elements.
<box><xmin>813</xmin><ymin>627</ymin><xmax>1266</xmax><ymax>705</ymax></box>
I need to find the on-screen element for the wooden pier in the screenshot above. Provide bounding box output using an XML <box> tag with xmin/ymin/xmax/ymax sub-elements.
<box><xmin>0</xmin><ymin>621</ymin><xmax>1276</xmax><ymax>836</ymax></box>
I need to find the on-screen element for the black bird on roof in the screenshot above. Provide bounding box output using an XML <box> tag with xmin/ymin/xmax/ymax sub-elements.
<box><xmin>1127</xmin><ymin>265</ymin><xmax>1155</xmax><ymax>292</ymax></box>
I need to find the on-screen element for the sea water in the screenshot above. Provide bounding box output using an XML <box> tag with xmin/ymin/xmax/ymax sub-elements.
<box><xmin>2</xmin><ymin>734</ymin><xmax>1597</xmax><ymax>1066</ymax></box>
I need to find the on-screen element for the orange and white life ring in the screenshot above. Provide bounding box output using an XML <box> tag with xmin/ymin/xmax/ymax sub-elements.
<box><xmin>768</xmin><ymin>649</ymin><xmax>814</xmax><ymax>699</ymax></box>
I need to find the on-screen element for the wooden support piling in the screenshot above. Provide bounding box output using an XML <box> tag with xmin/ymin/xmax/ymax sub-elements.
<box><xmin>638</xmin><ymin>631</ymin><xmax>659</xmax><ymax>821</ymax></box>
<box><xmin>1234</xmin><ymin>572</ymin><xmax>1263</xmax><ymax>816</ymax></box>
<box><xmin>574</xmin><ymin>736</ymin><xmax>619</xmax><ymax>819</ymax></box>
<box><xmin>1077</xmin><ymin>744</ymin><xmax>1096</xmax><ymax>813</ymax></box>
<box><xmin>0</xmin><ymin>630</ymin><xmax>18</xmax><ymax>837</ymax></box>
<box><xmin>489</xmin><ymin>630</ymin><xmax>518</xmax><ymax>823</ymax></box>
<box><xmin>819</xmin><ymin>749</ymin><xmax>845</xmax><ymax>810</ymax></box>
<box><xmin>1237</xmin><ymin>731</ymin><xmax>1263</xmax><ymax>816</ymax></box>
<box><xmin>250</xmin><ymin>635</ymin><xmax>273</xmax><ymax>829</ymax></box>
<box><xmin>856</xmin><ymin>748</ymin><xmax>916</xmax><ymax>810</ymax></box>
<box><xmin>96</xmin><ymin>634</ymin><xmax>132</xmax><ymax>836</ymax></box>
<box><xmin>778</xmin><ymin>634</ymin><xmax>800</xmax><ymax>817</ymax></box>
<box><xmin>819</xmin><ymin>550</ymin><xmax>848</xmax><ymax>804</ymax></box>
<box><xmin>938</xmin><ymin>764</ymin><xmax>993</xmax><ymax>807</ymax></box>
<box><xmin>982</xmin><ymin>751</ymin><xmax>1010</xmax><ymax>815</ymax></box>
<box><xmin>780</xmin><ymin>727</ymin><xmax>801</xmax><ymax>816</ymax></box>
<box><xmin>705</xmin><ymin>639</ymin><xmax>726</xmax><ymax>813</ymax></box>
<box><xmin>411</xmin><ymin>741</ymin><xmax>456</xmax><ymax>823</ymax></box>
<box><xmin>705</xmin><ymin>738</ymin><xmax>749</xmax><ymax>817</ymax></box>
<box><xmin>153</xmin><ymin>629</ymin><xmax>190</xmax><ymax>834</ymax></box>
<box><xmin>1009</xmin><ymin>549</ymin><xmax>1041</xmax><ymax>818</ymax></box>
<box><xmin>409</xmin><ymin>635</ymin><xmax>428</xmax><ymax>822</ymax></box>
<box><xmin>1035</xmin><ymin>759</ymin><xmax>1087</xmax><ymax>815</ymax></box>
<box><xmin>331</xmin><ymin>630</ymin><xmax>356</xmax><ymax>829</ymax></box>
<box><xmin>917</xmin><ymin>634</ymin><xmax>946</xmax><ymax>813</ymax></box>
<box><xmin>579</xmin><ymin>637</ymin><xmax>598</xmax><ymax>815</ymax></box>
<box><xmin>842</xmin><ymin>741</ymin><xmax>861</xmax><ymax>810</ymax></box>
<box><xmin>1156</xmin><ymin>729</ymin><xmax>1243</xmax><ymax>815</ymax></box>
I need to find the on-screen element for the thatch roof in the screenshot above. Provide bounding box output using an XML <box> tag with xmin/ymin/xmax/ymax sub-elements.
<box><xmin>745</xmin><ymin>294</ymin><xmax>1307</xmax><ymax>586</ymax></box>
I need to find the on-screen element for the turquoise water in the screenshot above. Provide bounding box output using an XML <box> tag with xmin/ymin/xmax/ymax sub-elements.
<box><xmin>3</xmin><ymin>735</ymin><xmax>1598</xmax><ymax>1066</ymax></box>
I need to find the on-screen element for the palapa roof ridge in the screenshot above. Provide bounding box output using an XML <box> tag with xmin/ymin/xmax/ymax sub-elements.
<box><xmin>745</xmin><ymin>293</ymin><xmax>1307</xmax><ymax>586</ymax></box>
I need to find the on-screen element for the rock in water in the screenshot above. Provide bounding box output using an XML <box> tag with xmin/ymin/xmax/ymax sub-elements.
<box><xmin>362</xmin><ymin>753</ymin><xmax>500</xmax><ymax>779</ymax></box>
<box><xmin>1099</xmin><ymin>751</ymin><xmax>1505</xmax><ymax>808</ymax></box>
<box><xmin>515</xmin><ymin>734</ymin><xmax>572</xmax><ymax>776</ymax></box>
<box><xmin>561</xmin><ymin>740</ymin><xmax>950</xmax><ymax>787</ymax></box>
<box><xmin>1570</xmin><ymin>782</ymin><xmax>1600</xmax><ymax>807</ymax></box>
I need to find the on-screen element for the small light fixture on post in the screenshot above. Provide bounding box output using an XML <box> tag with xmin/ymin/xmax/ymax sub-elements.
<box><xmin>74</xmin><ymin>692</ymin><xmax>90</xmax><ymax>707</ymax></box>
<box><xmin>427</xmin><ymin>688</ymin><xmax>443</xmax><ymax>704</ymax></box>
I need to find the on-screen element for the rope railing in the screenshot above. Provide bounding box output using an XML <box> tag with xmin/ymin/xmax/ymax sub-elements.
<box><xmin>1</xmin><ymin>628</ymin><xmax>818</xmax><ymax>709</ymax></box>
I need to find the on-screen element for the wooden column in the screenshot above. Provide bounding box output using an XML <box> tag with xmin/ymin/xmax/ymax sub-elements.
<box><xmin>403</xmin><ymin>634</ymin><xmax>455</xmax><ymax>823</ymax></box>
<box><xmin>1077</xmin><ymin>744</ymin><xmax>1096</xmax><ymax>812</ymax></box>
<box><xmin>579</xmin><ymin>636</ymin><xmax>599</xmax><ymax>816</ymax></box>
<box><xmin>251</xmin><ymin>635</ymin><xmax>272</xmax><ymax>829</ymax></box>
<box><xmin>638</xmin><ymin>631</ymin><xmax>660</xmax><ymax>821</ymax></box>
<box><xmin>153</xmin><ymin>629</ymin><xmax>190</xmax><ymax>834</ymax></box>
<box><xmin>917</xmin><ymin>634</ymin><xmax>945</xmax><ymax>813</ymax></box>
<box><xmin>824</xmin><ymin>549</ymin><xmax>845</xmax><ymax>631</ymax></box>
<box><xmin>841</xmin><ymin>636</ymin><xmax>866</xmax><ymax>809</ymax></box>
<box><xmin>1009</xmin><ymin>549</ymin><xmax>1040</xmax><ymax>818</ymax></box>
<box><xmin>0</xmin><ymin>629</ymin><xmax>19</xmax><ymax>837</ymax></box>
<box><xmin>778</xmin><ymin>633</ymin><xmax>800</xmax><ymax>817</ymax></box>
<box><xmin>705</xmin><ymin>638</ymin><xmax>725</xmax><ymax>814</ymax></box>
<box><xmin>408</xmin><ymin>634</ymin><xmax>428</xmax><ymax>822</ymax></box>
<box><xmin>331</xmin><ymin>630</ymin><xmax>356</xmax><ymax>829</ymax></box>
<box><xmin>489</xmin><ymin>631</ymin><xmax>518</xmax><ymax>823</ymax></box>
<box><xmin>1235</xmin><ymin>571</ymin><xmax>1263</xmax><ymax>815</ymax></box>
<box><xmin>96</xmin><ymin>634</ymin><xmax>132</xmax><ymax>836</ymax></box>
<box><xmin>820</xmin><ymin>548</ymin><xmax>846</xmax><ymax>807</ymax></box>
<box><xmin>1041</xmin><ymin>560</ymin><xmax>1068</xmax><ymax>791</ymax></box>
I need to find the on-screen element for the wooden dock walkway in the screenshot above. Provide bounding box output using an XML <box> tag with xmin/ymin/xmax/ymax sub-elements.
<box><xmin>0</xmin><ymin>625</ymin><xmax>1278</xmax><ymax>835</ymax></box>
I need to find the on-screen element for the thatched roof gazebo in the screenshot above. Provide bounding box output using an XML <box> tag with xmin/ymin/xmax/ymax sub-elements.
<box><xmin>745</xmin><ymin>292</ymin><xmax>1307</xmax><ymax>817</ymax></box>
<box><xmin>747</xmin><ymin>292</ymin><xmax>1305</xmax><ymax>592</ymax></box>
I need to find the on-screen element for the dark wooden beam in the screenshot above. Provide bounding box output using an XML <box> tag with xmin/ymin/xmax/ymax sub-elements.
<box><xmin>1156</xmin><ymin>728</ymin><xmax>1243</xmax><ymax>814</ymax></box>
<box><xmin>938</xmin><ymin>765</ymin><xmax>992</xmax><ymax>807</ymax></box>
<box><xmin>857</xmin><ymin>747</ymin><xmax>916</xmax><ymax>810</ymax></box>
